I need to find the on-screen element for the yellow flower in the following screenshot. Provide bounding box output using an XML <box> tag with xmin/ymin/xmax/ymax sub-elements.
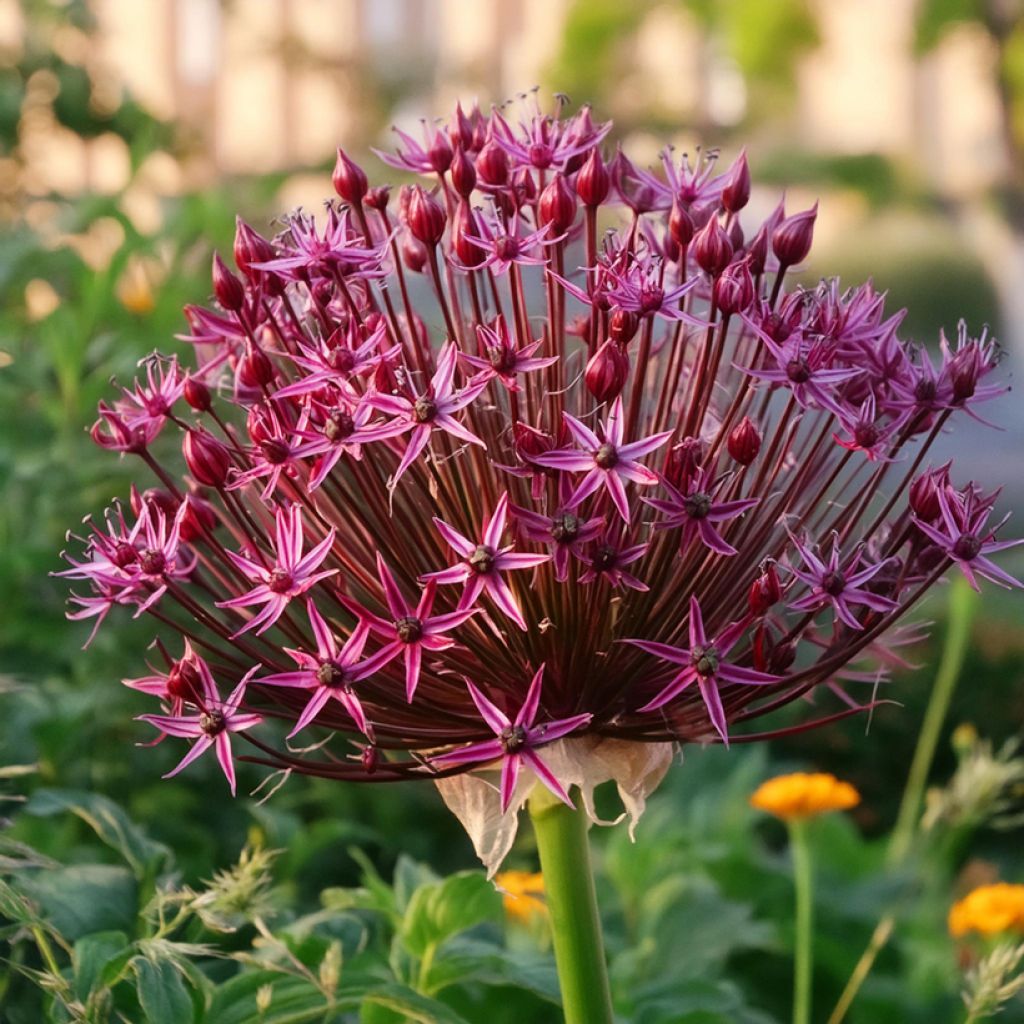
<box><xmin>749</xmin><ymin>772</ymin><xmax>860</xmax><ymax>821</ymax></box>
<box><xmin>496</xmin><ymin>870</ymin><xmax>546</xmax><ymax>924</ymax></box>
<box><xmin>116</xmin><ymin>256</ymin><xmax>157</xmax><ymax>315</ymax></box>
<box><xmin>949</xmin><ymin>884</ymin><xmax>1024</xmax><ymax>938</ymax></box>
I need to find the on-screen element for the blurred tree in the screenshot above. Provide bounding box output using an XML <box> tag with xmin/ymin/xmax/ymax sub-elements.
<box><xmin>916</xmin><ymin>0</ymin><xmax>1024</xmax><ymax>228</ymax></box>
<box><xmin>546</xmin><ymin>0</ymin><xmax>818</xmax><ymax>137</ymax></box>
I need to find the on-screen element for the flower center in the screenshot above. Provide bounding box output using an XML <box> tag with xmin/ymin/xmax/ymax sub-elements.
<box><xmin>327</xmin><ymin>347</ymin><xmax>356</xmax><ymax>373</ymax></box>
<box><xmin>324</xmin><ymin>410</ymin><xmax>355</xmax><ymax>442</ymax></box>
<box><xmin>488</xmin><ymin>346</ymin><xmax>516</xmax><ymax>372</ymax></box>
<box><xmin>112</xmin><ymin>541</ymin><xmax>139</xmax><ymax>568</ymax></box>
<box><xmin>550</xmin><ymin>512</ymin><xmax>580</xmax><ymax>543</ymax></box>
<box><xmin>591</xmin><ymin>544</ymin><xmax>618</xmax><ymax>572</ymax></box>
<box><xmin>914</xmin><ymin>378</ymin><xmax>937</xmax><ymax>403</ymax></box>
<box><xmin>595</xmin><ymin>442</ymin><xmax>619</xmax><ymax>469</ymax></box>
<box><xmin>637</xmin><ymin>285</ymin><xmax>664</xmax><ymax>315</ymax></box>
<box><xmin>267</xmin><ymin>568</ymin><xmax>294</xmax><ymax>593</ymax></box>
<box><xmin>494</xmin><ymin>236</ymin><xmax>520</xmax><ymax>262</ymax></box>
<box><xmin>499</xmin><ymin>724</ymin><xmax>528</xmax><ymax>753</ymax></box>
<box><xmin>469</xmin><ymin>544</ymin><xmax>496</xmax><ymax>575</ymax></box>
<box><xmin>413</xmin><ymin>397</ymin><xmax>437</xmax><ymax>423</ymax></box>
<box><xmin>138</xmin><ymin>548</ymin><xmax>166</xmax><ymax>576</ymax></box>
<box><xmin>528</xmin><ymin>143</ymin><xmax>553</xmax><ymax>169</ymax></box>
<box><xmin>786</xmin><ymin>358</ymin><xmax>811</xmax><ymax>384</ymax></box>
<box><xmin>821</xmin><ymin>570</ymin><xmax>846</xmax><ymax>596</ymax></box>
<box><xmin>260</xmin><ymin>439</ymin><xmax>290</xmax><ymax>464</ymax></box>
<box><xmin>854</xmin><ymin>423</ymin><xmax>879</xmax><ymax>448</ymax></box>
<box><xmin>316</xmin><ymin>661</ymin><xmax>349</xmax><ymax>689</ymax></box>
<box><xmin>199</xmin><ymin>709</ymin><xmax>226</xmax><ymax>735</ymax></box>
<box><xmin>395</xmin><ymin>615</ymin><xmax>423</xmax><ymax>643</ymax></box>
<box><xmin>683</xmin><ymin>492</ymin><xmax>712</xmax><ymax>519</ymax></box>
<box><xmin>691</xmin><ymin>644</ymin><xmax>720</xmax><ymax>678</ymax></box>
<box><xmin>952</xmin><ymin>534</ymin><xmax>982</xmax><ymax>561</ymax></box>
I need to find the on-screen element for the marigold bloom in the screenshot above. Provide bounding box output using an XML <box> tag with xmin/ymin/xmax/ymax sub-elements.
<box><xmin>749</xmin><ymin>772</ymin><xmax>861</xmax><ymax>821</ymax></box>
<box><xmin>55</xmin><ymin>94</ymin><xmax>1019</xmax><ymax>869</ymax></box>
<box><xmin>949</xmin><ymin>884</ymin><xmax>1024</xmax><ymax>939</ymax></box>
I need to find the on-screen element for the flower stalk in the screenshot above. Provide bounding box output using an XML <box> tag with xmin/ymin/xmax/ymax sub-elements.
<box><xmin>528</xmin><ymin>787</ymin><xmax>613</xmax><ymax>1024</ymax></box>
<box><xmin>789</xmin><ymin>818</ymin><xmax>814</xmax><ymax>1024</ymax></box>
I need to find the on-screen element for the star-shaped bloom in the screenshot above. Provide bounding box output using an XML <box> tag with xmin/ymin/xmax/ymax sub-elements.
<box><xmin>431</xmin><ymin>665</ymin><xmax>592</xmax><ymax>811</ymax></box>
<box><xmin>138</xmin><ymin>670</ymin><xmax>262</xmax><ymax>795</ymax></box>
<box><xmin>531</xmin><ymin>398</ymin><xmax>671</xmax><ymax>522</ymax></box>
<box><xmin>123</xmin><ymin>637</ymin><xmax>210</xmax><ymax>717</ymax></box>
<box><xmin>624</xmin><ymin>596</ymin><xmax>778</xmax><ymax>743</ymax></box>
<box><xmin>787</xmin><ymin>534</ymin><xmax>899</xmax><ymax>629</ymax></box>
<box><xmin>454</xmin><ymin>210</ymin><xmax>563</xmax><ymax>275</ymax></box>
<box><xmin>459</xmin><ymin>317</ymin><xmax>557</xmax><ymax>391</ymax></box>
<box><xmin>368</xmin><ymin>342</ymin><xmax>489</xmax><ymax>487</ymax></box>
<box><xmin>644</xmin><ymin>468</ymin><xmax>758</xmax><ymax>556</ymax></box>
<box><xmin>347</xmin><ymin>555</ymin><xmax>477</xmax><ymax>701</ymax></box>
<box><xmin>577</xmin><ymin>532</ymin><xmax>648</xmax><ymax>591</ymax></box>
<box><xmin>256</xmin><ymin>600</ymin><xmax>373</xmax><ymax>736</ymax></box>
<box><xmin>913</xmin><ymin>485</ymin><xmax>1023</xmax><ymax>591</ymax></box>
<box><xmin>218</xmin><ymin>505</ymin><xmax>337</xmax><ymax>636</ymax></box>
<box><xmin>421</xmin><ymin>492</ymin><xmax>550</xmax><ymax>630</ymax></box>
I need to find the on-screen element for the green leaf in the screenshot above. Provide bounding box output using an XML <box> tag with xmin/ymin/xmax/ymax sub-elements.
<box><xmin>72</xmin><ymin>930</ymin><xmax>130</xmax><ymax>1000</ymax></box>
<box><xmin>424</xmin><ymin>937</ymin><xmax>561</xmax><ymax>1002</ymax></box>
<box><xmin>25</xmin><ymin>788</ymin><xmax>172</xmax><ymax>880</ymax></box>
<box><xmin>132</xmin><ymin>955</ymin><xmax>195</xmax><ymax>1024</ymax></box>
<box><xmin>19</xmin><ymin>865</ymin><xmax>137</xmax><ymax>941</ymax></box>
<box><xmin>362</xmin><ymin>983</ymin><xmax>474</xmax><ymax>1024</ymax></box>
<box><xmin>399</xmin><ymin>871</ymin><xmax>502</xmax><ymax>959</ymax></box>
<box><xmin>206</xmin><ymin>971</ymin><xmax>350</xmax><ymax>1024</ymax></box>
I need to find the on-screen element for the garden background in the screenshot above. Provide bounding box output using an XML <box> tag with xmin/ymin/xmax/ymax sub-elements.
<box><xmin>2</xmin><ymin>1</ymin><xmax>1024</xmax><ymax>1021</ymax></box>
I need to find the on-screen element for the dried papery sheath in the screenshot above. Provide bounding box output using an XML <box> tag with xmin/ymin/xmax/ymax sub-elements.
<box><xmin>57</xmin><ymin>93</ymin><xmax>1020</xmax><ymax>870</ymax></box>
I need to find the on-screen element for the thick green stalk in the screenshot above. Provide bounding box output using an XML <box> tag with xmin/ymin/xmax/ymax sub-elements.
<box><xmin>789</xmin><ymin>819</ymin><xmax>814</xmax><ymax>1024</ymax></box>
<box><xmin>827</xmin><ymin>576</ymin><xmax>979</xmax><ymax>1024</ymax></box>
<box><xmin>887</xmin><ymin>576</ymin><xmax>978</xmax><ymax>866</ymax></box>
<box><xmin>528</xmin><ymin>789</ymin><xmax>614</xmax><ymax>1024</ymax></box>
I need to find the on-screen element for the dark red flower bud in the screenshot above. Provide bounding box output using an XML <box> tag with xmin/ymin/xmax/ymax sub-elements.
<box><xmin>427</xmin><ymin>129</ymin><xmax>453</xmax><ymax>174</ymax></box>
<box><xmin>727</xmin><ymin>218</ymin><xmax>744</xmax><ymax>252</ymax></box>
<box><xmin>332</xmin><ymin>147</ymin><xmax>368</xmax><ymax>204</ymax></box>
<box><xmin>538</xmin><ymin>173</ymin><xmax>577</xmax><ymax>234</ymax></box>
<box><xmin>664</xmin><ymin>436</ymin><xmax>705</xmax><ymax>489</ymax></box>
<box><xmin>183</xmin><ymin>374</ymin><xmax>211</xmax><ymax>412</ymax></box>
<box><xmin>131</xmin><ymin>486</ymin><xmax>178</xmax><ymax>520</ymax></box>
<box><xmin>450</xmin><ymin>146</ymin><xmax>477</xmax><ymax>198</ymax></box>
<box><xmin>608</xmin><ymin>307</ymin><xmax>640</xmax><ymax>346</ymax></box>
<box><xmin>452</xmin><ymin>203</ymin><xmax>486</xmax><ymax>269</ymax></box>
<box><xmin>713</xmin><ymin>257</ymin><xmax>755</xmax><ymax>315</ymax></box>
<box><xmin>728</xmin><ymin>416</ymin><xmax>762</xmax><ymax>466</ymax></box>
<box><xmin>909</xmin><ymin>464</ymin><xmax>951</xmax><ymax>521</ymax></box>
<box><xmin>745</xmin><ymin>222</ymin><xmax>771</xmax><ymax>276</ymax></box>
<box><xmin>669</xmin><ymin>202</ymin><xmax>695</xmax><ymax>249</ymax></box>
<box><xmin>772</xmin><ymin>203</ymin><xmax>817</xmax><ymax>267</ymax></box>
<box><xmin>752</xmin><ymin>621</ymin><xmax>795</xmax><ymax>673</ymax></box>
<box><xmin>948</xmin><ymin>344</ymin><xmax>982</xmax><ymax>403</ymax></box>
<box><xmin>179</xmin><ymin>493</ymin><xmax>218</xmax><ymax>542</ymax></box>
<box><xmin>748</xmin><ymin>561</ymin><xmax>782</xmax><ymax>616</ymax></box>
<box><xmin>401</xmin><ymin>233</ymin><xmax>429</xmax><ymax>273</ymax></box>
<box><xmin>406</xmin><ymin>186</ymin><xmax>446</xmax><ymax>247</ymax></box>
<box><xmin>361</xmin><ymin>745</ymin><xmax>379</xmax><ymax>773</ymax></box>
<box><xmin>512</xmin><ymin>422</ymin><xmax>556</xmax><ymax>465</ymax></box>
<box><xmin>183</xmin><ymin>429</ymin><xmax>231</xmax><ymax>487</ymax></box>
<box><xmin>575</xmin><ymin>148</ymin><xmax>610</xmax><ymax>207</ymax></box>
<box><xmin>239</xmin><ymin>343</ymin><xmax>275</xmax><ymax>388</ymax></box>
<box><xmin>475</xmin><ymin>141</ymin><xmax>509</xmax><ymax>187</ymax></box>
<box><xmin>692</xmin><ymin>215</ymin><xmax>733</xmax><ymax>277</ymax></box>
<box><xmin>449</xmin><ymin>101</ymin><xmax>475</xmax><ymax>151</ymax></box>
<box><xmin>511</xmin><ymin>166</ymin><xmax>537</xmax><ymax>207</ymax></box>
<box><xmin>721</xmin><ymin>151</ymin><xmax>751</xmax><ymax>213</ymax></box>
<box><xmin>233</xmin><ymin>219</ymin><xmax>275</xmax><ymax>281</ymax></box>
<box><xmin>585</xmin><ymin>339</ymin><xmax>630</xmax><ymax>402</ymax></box>
<box><xmin>211</xmin><ymin>252</ymin><xmax>245</xmax><ymax>312</ymax></box>
<box><xmin>365</xmin><ymin>185</ymin><xmax>391</xmax><ymax>212</ymax></box>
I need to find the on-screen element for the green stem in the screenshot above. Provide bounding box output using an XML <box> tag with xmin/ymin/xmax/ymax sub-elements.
<box><xmin>528</xmin><ymin>789</ymin><xmax>614</xmax><ymax>1024</ymax></box>
<box><xmin>827</xmin><ymin>576</ymin><xmax>978</xmax><ymax>1024</ymax></box>
<box><xmin>789</xmin><ymin>819</ymin><xmax>814</xmax><ymax>1024</ymax></box>
<box><xmin>888</xmin><ymin>576</ymin><xmax>978</xmax><ymax>867</ymax></box>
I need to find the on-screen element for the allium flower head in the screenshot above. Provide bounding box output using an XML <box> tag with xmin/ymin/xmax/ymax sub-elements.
<box><xmin>57</xmin><ymin>94</ymin><xmax>1020</xmax><ymax>871</ymax></box>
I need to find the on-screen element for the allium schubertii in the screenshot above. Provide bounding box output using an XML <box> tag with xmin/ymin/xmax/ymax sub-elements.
<box><xmin>60</xmin><ymin>97</ymin><xmax>1020</xmax><ymax>891</ymax></box>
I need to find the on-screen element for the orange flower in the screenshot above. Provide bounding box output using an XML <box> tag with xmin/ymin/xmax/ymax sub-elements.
<box><xmin>116</xmin><ymin>256</ymin><xmax>157</xmax><ymax>315</ymax></box>
<box><xmin>949</xmin><ymin>884</ymin><xmax>1024</xmax><ymax>938</ymax></box>
<box><xmin>750</xmin><ymin>772</ymin><xmax>860</xmax><ymax>821</ymax></box>
<box><xmin>496</xmin><ymin>870</ymin><xmax>546</xmax><ymax>924</ymax></box>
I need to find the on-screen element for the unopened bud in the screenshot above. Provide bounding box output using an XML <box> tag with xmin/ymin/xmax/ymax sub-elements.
<box><xmin>669</xmin><ymin>202</ymin><xmax>695</xmax><ymax>248</ymax></box>
<box><xmin>332</xmin><ymin>147</ymin><xmax>368</xmax><ymax>204</ymax></box>
<box><xmin>664</xmin><ymin>436</ymin><xmax>705</xmax><ymax>489</ymax></box>
<box><xmin>608</xmin><ymin>308</ymin><xmax>640</xmax><ymax>346</ymax></box>
<box><xmin>476</xmin><ymin>141</ymin><xmax>509</xmax><ymax>187</ymax></box>
<box><xmin>748</xmin><ymin>561</ymin><xmax>782</xmax><ymax>616</ymax></box>
<box><xmin>538</xmin><ymin>173</ymin><xmax>577</xmax><ymax>234</ymax></box>
<box><xmin>212</xmin><ymin>252</ymin><xmax>245</xmax><ymax>312</ymax></box>
<box><xmin>450</xmin><ymin>146</ymin><xmax>477</xmax><ymax>198</ymax></box>
<box><xmin>365</xmin><ymin>185</ymin><xmax>391</xmax><ymax>212</ymax></box>
<box><xmin>183</xmin><ymin>374</ymin><xmax>211</xmax><ymax>412</ymax></box>
<box><xmin>239</xmin><ymin>344</ymin><xmax>275</xmax><ymax>388</ymax></box>
<box><xmin>426</xmin><ymin>129</ymin><xmax>453</xmax><ymax>174</ymax></box>
<box><xmin>575</xmin><ymin>148</ymin><xmax>610</xmax><ymax>207</ymax></box>
<box><xmin>405</xmin><ymin>186</ymin><xmax>446</xmax><ymax>247</ymax></box>
<box><xmin>728</xmin><ymin>416</ymin><xmax>762</xmax><ymax>466</ymax></box>
<box><xmin>183</xmin><ymin>429</ymin><xmax>231</xmax><ymax>487</ymax></box>
<box><xmin>585</xmin><ymin>339</ymin><xmax>630</xmax><ymax>402</ymax></box>
<box><xmin>401</xmin><ymin>233</ymin><xmax>429</xmax><ymax>273</ymax></box>
<box><xmin>179</xmin><ymin>493</ymin><xmax>218</xmax><ymax>542</ymax></box>
<box><xmin>713</xmin><ymin>257</ymin><xmax>755</xmax><ymax>315</ymax></box>
<box><xmin>909</xmin><ymin>464</ymin><xmax>951</xmax><ymax>521</ymax></box>
<box><xmin>721</xmin><ymin>151</ymin><xmax>751</xmax><ymax>213</ymax></box>
<box><xmin>948</xmin><ymin>344</ymin><xmax>982</xmax><ymax>404</ymax></box>
<box><xmin>772</xmin><ymin>203</ymin><xmax>817</xmax><ymax>267</ymax></box>
<box><xmin>452</xmin><ymin>203</ymin><xmax>485</xmax><ymax>269</ymax></box>
<box><xmin>693</xmin><ymin>215</ymin><xmax>733</xmax><ymax>277</ymax></box>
